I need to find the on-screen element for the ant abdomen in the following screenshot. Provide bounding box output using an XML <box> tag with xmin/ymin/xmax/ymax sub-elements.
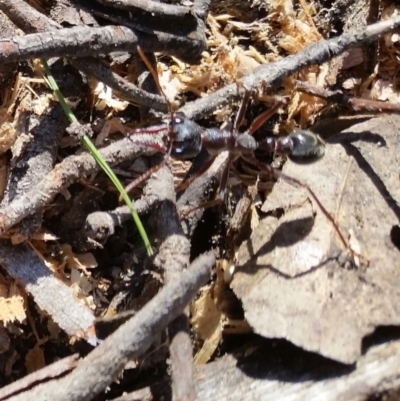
<box><xmin>287</xmin><ymin>130</ymin><xmax>325</xmax><ymax>163</ymax></box>
<box><xmin>258</xmin><ymin>129</ymin><xmax>325</xmax><ymax>163</ymax></box>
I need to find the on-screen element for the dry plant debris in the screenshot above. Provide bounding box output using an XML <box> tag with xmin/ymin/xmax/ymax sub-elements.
<box><xmin>0</xmin><ymin>0</ymin><xmax>398</xmax><ymax>400</ymax></box>
<box><xmin>232</xmin><ymin>114</ymin><xmax>400</xmax><ymax>363</ymax></box>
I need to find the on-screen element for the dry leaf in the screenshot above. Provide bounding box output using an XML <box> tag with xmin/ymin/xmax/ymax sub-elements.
<box><xmin>231</xmin><ymin>115</ymin><xmax>400</xmax><ymax>363</ymax></box>
<box><xmin>369</xmin><ymin>80</ymin><xmax>400</xmax><ymax>103</ymax></box>
<box><xmin>25</xmin><ymin>344</ymin><xmax>45</xmax><ymax>374</ymax></box>
<box><xmin>31</xmin><ymin>93</ymin><xmax>53</xmax><ymax>115</ymax></box>
<box><xmin>191</xmin><ymin>286</ymin><xmax>223</xmax><ymax>365</ymax></box>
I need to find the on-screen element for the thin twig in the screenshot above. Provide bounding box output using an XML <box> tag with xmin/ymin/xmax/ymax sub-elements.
<box><xmin>0</xmin><ymin>354</ymin><xmax>79</xmax><ymax>400</ymax></box>
<box><xmin>94</xmin><ymin>0</ymin><xmax>191</xmax><ymax>17</ymax></box>
<box><xmin>0</xmin><ymin>25</ymin><xmax>201</xmax><ymax>64</ymax></box>
<box><xmin>0</xmin><ymin>138</ymin><xmax>152</xmax><ymax>236</ymax></box>
<box><xmin>72</xmin><ymin>58</ymin><xmax>167</xmax><ymax>111</ymax></box>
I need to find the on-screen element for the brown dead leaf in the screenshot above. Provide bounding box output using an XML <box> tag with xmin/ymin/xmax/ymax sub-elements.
<box><xmin>231</xmin><ymin>47</ymin><xmax>260</xmax><ymax>80</ymax></box>
<box><xmin>0</xmin><ymin>119</ymin><xmax>16</xmax><ymax>154</ymax></box>
<box><xmin>191</xmin><ymin>286</ymin><xmax>223</xmax><ymax>365</ymax></box>
<box><xmin>191</xmin><ymin>260</ymin><xmax>236</xmax><ymax>364</ymax></box>
<box><xmin>25</xmin><ymin>343</ymin><xmax>45</xmax><ymax>373</ymax></box>
<box><xmin>231</xmin><ymin>115</ymin><xmax>400</xmax><ymax>363</ymax></box>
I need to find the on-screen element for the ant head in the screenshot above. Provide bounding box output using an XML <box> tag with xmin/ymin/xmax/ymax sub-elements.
<box><xmin>285</xmin><ymin>130</ymin><xmax>325</xmax><ymax>164</ymax></box>
<box><xmin>169</xmin><ymin>113</ymin><xmax>202</xmax><ymax>160</ymax></box>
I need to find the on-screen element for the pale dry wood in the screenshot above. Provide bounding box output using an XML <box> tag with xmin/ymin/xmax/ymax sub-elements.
<box><xmin>0</xmin><ymin>241</ymin><xmax>95</xmax><ymax>340</ymax></box>
<box><xmin>5</xmin><ymin>253</ymin><xmax>214</xmax><ymax>401</ymax></box>
<box><xmin>110</xmin><ymin>336</ymin><xmax>400</xmax><ymax>401</ymax></box>
<box><xmin>0</xmin><ymin>354</ymin><xmax>79</xmax><ymax>400</ymax></box>
<box><xmin>192</xmin><ymin>340</ymin><xmax>400</xmax><ymax>401</ymax></box>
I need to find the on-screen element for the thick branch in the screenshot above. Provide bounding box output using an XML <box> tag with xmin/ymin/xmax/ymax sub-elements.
<box><xmin>0</xmin><ymin>241</ymin><xmax>95</xmax><ymax>341</ymax></box>
<box><xmin>6</xmin><ymin>253</ymin><xmax>214</xmax><ymax>401</ymax></box>
<box><xmin>149</xmin><ymin>167</ymin><xmax>195</xmax><ymax>401</ymax></box>
<box><xmin>1</xmin><ymin>0</ymin><xmax>167</xmax><ymax>110</ymax></box>
<box><xmin>0</xmin><ymin>25</ymin><xmax>202</xmax><ymax>64</ymax></box>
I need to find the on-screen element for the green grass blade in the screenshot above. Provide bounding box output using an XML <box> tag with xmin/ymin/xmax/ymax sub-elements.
<box><xmin>41</xmin><ymin>59</ymin><xmax>153</xmax><ymax>256</ymax></box>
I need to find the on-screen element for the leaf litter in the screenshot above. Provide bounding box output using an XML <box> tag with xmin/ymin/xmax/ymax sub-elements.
<box><xmin>0</xmin><ymin>0</ymin><xmax>400</xmax><ymax>397</ymax></box>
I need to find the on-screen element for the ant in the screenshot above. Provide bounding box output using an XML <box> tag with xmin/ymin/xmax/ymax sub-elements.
<box><xmin>126</xmin><ymin>47</ymin><xmax>369</xmax><ymax>265</ymax></box>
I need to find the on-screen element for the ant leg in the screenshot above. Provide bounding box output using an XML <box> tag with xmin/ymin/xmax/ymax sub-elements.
<box><xmin>137</xmin><ymin>46</ymin><xmax>175</xmax><ymax>132</ymax></box>
<box><xmin>122</xmin><ymin>139</ymin><xmax>172</xmax><ymax>199</ymax></box>
<box><xmin>180</xmin><ymin>155</ymin><xmax>234</xmax><ymax>217</ymax></box>
<box><xmin>243</xmin><ymin>155</ymin><xmax>370</xmax><ymax>266</ymax></box>
<box><xmin>121</xmin><ymin>48</ymin><xmax>177</xmax><ymax>199</ymax></box>
<box><xmin>123</xmin><ymin>156</ymin><xmax>169</xmax><ymax>196</ymax></box>
<box><xmin>176</xmin><ymin>149</ymin><xmax>216</xmax><ymax>192</ymax></box>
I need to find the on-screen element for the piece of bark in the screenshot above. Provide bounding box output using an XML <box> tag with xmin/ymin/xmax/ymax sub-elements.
<box><xmin>1</xmin><ymin>104</ymin><xmax>67</xmax><ymax>238</ymax></box>
<box><xmin>231</xmin><ymin>115</ymin><xmax>400</xmax><ymax>363</ymax></box>
<box><xmin>0</xmin><ymin>240</ymin><xmax>96</xmax><ymax>342</ymax></box>
<box><xmin>108</xmin><ymin>334</ymin><xmax>400</xmax><ymax>401</ymax></box>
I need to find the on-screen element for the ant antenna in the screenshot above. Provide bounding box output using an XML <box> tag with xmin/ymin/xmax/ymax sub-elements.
<box><xmin>136</xmin><ymin>46</ymin><xmax>174</xmax><ymax>134</ymax></box>
<box><xmin>121</xmin><ymin>48</ymin><xmax>177</xmax><ymax>197</ymax></box>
